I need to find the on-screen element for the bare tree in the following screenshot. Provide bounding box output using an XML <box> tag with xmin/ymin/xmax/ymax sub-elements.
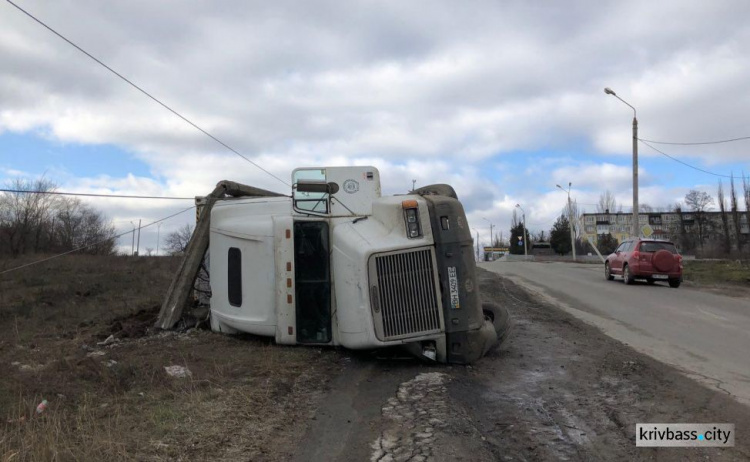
<box><xmin>684</xmin><ymin>190</ymin><xmax>713</xmax><ymax>248</ymax></box>
<box><xmin>597</xmin><ymin>191</ymin><xmax>620</xmax><ymax>213</ymax></box>
<box><xmin>729</xmin><ymin>175</ymin><xmax>744</xmax><ymax>252</ymax></box>
<box><xmin>164</xmin><ymin>224</ymin><xmax>194</xmax><ymax>255</ymax></box>
<box><xmin>640</xmin><ymin>203</ymin><xmax>654</xmax><ymax>213</ymax></box>
<box><xmin>717</xmin><ymin>181</ymin><xmax>731</xmax><ymax>254</ymax></box>
<box><xmin>0</xmin><ymin>179</ymin><xmax>115</xmax><ymax>256</ymax></box>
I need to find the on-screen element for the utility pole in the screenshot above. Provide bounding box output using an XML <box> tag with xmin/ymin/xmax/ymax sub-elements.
<box><xmin>412</xmin><ymin>179</ymin><xmax>416</xmax><ymax>191</ymax></box>
<box><xmin>557</xmin><ymin>183</ymin><xmax>576</xmax><ymax>261</ymax></box>
<box><xmin>604</xmin><ymin>87</ymin><xmax>639</xmax><ymax>238</ymax></box>
<box><xmin>483</xmin><ymin>218</ymin><xmax>494</xmax><ymax>246</ymax></box>
<box><xmin>136</xmin><ymin>219</ymin><xmax>142</xmax><ymax>256</ymax></box>
<box><xmin>476</xmin><ymin>229</ymin><xmax>480</xmax><ymax>261</ymax></box>
<box><xmin>156</xmin><ymin>223</ymin><xmax>162</xmax><ymax>256</ymax></box>
<box><xmin>130</xmin><ymin>221</ymin><xmax>136</xmax><ymax>256</ymax></box>
<box><xmin>515</xmin><ymin>204</ymin><xmax>528</xmax><ymax>257</ymax></box>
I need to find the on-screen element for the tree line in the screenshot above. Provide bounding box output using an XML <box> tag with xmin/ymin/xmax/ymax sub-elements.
<box><xmin>0</xmin><ymin>178</ymin><xmax>117</xmax><ymax>257</ymax></box>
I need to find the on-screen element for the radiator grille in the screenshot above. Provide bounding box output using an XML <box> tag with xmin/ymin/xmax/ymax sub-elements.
<box><xmin>371</xmin><ymin>248</ymin><xmax>442</xmax><ymax>340</ymax></box>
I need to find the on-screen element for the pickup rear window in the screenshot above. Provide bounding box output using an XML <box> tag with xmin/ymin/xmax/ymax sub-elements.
<box><xmin>639</xmin><ymin>242</ymin><xmax>678</xmax><ymax>254</ymax></box>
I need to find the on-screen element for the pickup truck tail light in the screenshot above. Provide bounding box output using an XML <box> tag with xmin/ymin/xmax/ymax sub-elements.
<box><xmin>632</xmin><ymin>250</ymin><xmax>640</xmax><ymax>260</ymax></box>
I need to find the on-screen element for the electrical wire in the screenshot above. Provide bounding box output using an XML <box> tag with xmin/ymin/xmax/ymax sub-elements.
<box><xmin>6</xmin><ymin>0</ymin><xmax>290</xmax><ymax>188</ymax></box>
<box><xmin>0</xmin><ymin>205</ymin><xmax>196</xmax><ymax>275</ymax></box>
<box><xmin>0</xmin><ymin>188</ymin><xmax>194</xmax><ymax>200</ymax></box>
<box><xmin>638</xmin><ymin>140</ymin><xmax>735</xmax><ymax>179</ymax></box>
<box><xmin>639</xmin><ymin>136</ymin><xmax>750</xmax><ymax>146</ymax></box>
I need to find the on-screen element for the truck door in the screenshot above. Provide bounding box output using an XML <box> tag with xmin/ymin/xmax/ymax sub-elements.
<box><xmin>293</xmin><ymin>221</ymin><xmax>332</xmax><ymax>343</ymax></box>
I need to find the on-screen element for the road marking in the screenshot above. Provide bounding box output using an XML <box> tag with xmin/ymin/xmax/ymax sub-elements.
<box><xmin>698</xmin><ymin>308</ymin><xmax>729</xmax><ymax>322</ymax></box>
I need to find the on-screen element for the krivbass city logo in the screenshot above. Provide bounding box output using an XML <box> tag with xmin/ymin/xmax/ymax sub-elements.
<box><xmin>636</xmin><ymin>423</ymin><xmax>734</xmax><ymax>447</ymax></box>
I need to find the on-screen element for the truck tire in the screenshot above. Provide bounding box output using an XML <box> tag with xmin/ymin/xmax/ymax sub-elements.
<box><xmin>605</xmin><ymin>262</ymin><xmax>614</xmax><ymax>280</ymax></box>
<box><xmin>482</xmin><ymin>302</ymin><xmax>512</xmax><ymax>347</ymax></box>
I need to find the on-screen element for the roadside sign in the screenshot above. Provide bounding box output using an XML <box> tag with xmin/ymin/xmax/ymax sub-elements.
<box><xmin>642</xmin><ymin>224</ymin><xmax>653</xmax><ymax>237</ymax></box>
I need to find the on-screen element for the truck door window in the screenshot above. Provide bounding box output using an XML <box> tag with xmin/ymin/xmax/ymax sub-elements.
<box><xmin>293</xmin><ymin>169</ymin><xmax>329</xmax><ymax>214</ymax></box>
<box><xmin>293</xmin><ymin>221</ymin><xmax>332</xmax><ymax>343</ymax></box>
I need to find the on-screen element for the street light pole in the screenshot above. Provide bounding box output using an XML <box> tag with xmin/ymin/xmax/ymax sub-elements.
<box><xmin>515</xmin><ymin>204</ymin><xmax>528</xmax><ymax>257</ymax></box>
<box><xmin>556</xmin><ymin>182</ymin><xmax>576</xmax><ymax>261</ymax></box>
<box><xmin>604</xmin><ymin>87</ymin><xmax>639</xmax><ymax>238</ymax></box>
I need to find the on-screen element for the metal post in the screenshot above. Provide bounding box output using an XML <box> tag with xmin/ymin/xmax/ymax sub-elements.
<box><xmin>523</xmin><ymin>213</ymin><xmax>528</xmax><ymax>257</ymax></box>
<box><xmin>632</xmin><ymin>116</ymin><xmax>639</xmax><ymax>238</ymax></box>
<box><xmin>136</xmin><ymin>219</ymin><xmax>141</xmax><ymax>256</ymax></box>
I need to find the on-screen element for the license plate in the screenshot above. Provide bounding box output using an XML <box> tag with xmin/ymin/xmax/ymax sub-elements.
<box><xmin>653</xmin><ymin>274</ymin><xmax>668</xmax><ymax>280</ymax></box>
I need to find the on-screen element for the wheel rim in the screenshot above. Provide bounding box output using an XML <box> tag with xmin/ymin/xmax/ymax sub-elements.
<box><xmin>605</xmin><ymin>264</ymin><xmax>610</xmax><ymax>278</ymax></box>
<box><xmin>624</xmin><ymin>266</ymin><xmax>629</xmax><ymax>281</ymax></box>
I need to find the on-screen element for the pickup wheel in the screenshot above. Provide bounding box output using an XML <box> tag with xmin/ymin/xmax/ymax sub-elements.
<box><xmin>668</xmin><ymin>278</ymin><xmax>681</xmax><ymax>288</ymax></box>
<box><xmin>623</xmin><ymin>264</ymin><xmax>635</xmax><ymax>285</ymax></box>
<box><xmin>605</xmin><ymin>262</ymin><xmax>614</xmax><ymax>281</ymax></box>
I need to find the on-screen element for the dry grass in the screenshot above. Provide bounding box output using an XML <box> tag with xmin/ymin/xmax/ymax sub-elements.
<box><xmin>0</xmin><ymin>255</ymin><xmax>341</xmax><ymax>461</ymax></box>
<box><xmin>682</xmin><ymin>259</ymin><xmax>750</xmax><ymax>286</ymax></box>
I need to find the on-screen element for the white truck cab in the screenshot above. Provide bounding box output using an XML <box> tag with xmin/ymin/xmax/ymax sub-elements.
<box><xmin>206</xmin><ymin>166</ymin><xmax>509</xmax><ymax>363</ymax></box>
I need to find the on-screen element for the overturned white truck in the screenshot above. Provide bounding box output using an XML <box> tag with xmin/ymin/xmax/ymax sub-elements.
<box><xmin>158</xmin><ymin>166</ymin><xmax>510</xmax><ymax>363</ymax></box>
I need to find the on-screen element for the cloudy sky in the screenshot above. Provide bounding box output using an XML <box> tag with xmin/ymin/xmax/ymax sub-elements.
<box><xmin>1</xmin><ymin>0</ymin><xmax>749</xmax><ymax>252</ymax></box>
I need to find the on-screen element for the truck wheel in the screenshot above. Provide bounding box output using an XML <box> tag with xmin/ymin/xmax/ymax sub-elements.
<box><xmin>605</xmin><ymin>262</ymin><xmax>614</xmax><ymax>280</ymax></box>
<box><xmin>482</xmin><ymin>302</ymin><xmax>511</xmax><ymax>346</ymax></box>
<box><xmin>668</xmin><ymin>279</ymin><xmax>681</xmax><ymax>288</ymax></box>
<box><xmin>623</xmin><ymin>265</ymin><xmax>635</xmax><ymax>285</ymax></box>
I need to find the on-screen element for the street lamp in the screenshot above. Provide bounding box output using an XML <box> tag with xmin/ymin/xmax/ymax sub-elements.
<box><xmin>604</xmin><ymin>87</ymin><xmax>639</xmax><ymax>238</ymax></box>
<box><xmin>482</xmin><ymin>217</ymin><xmax>494</xmax><ymax>246</ymax></box>
<box><xmin>515</xmin><ymin>204</ymin><xmax>528</xmax><ymax>257</ymax></box>
<box><xmin>556</xmin><ymin>182</ymin><xmax>576</xmax><ymax>261</ymax></box>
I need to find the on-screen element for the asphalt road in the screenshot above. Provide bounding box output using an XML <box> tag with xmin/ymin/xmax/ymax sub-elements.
<box><xmin>480</xmin><ymin>260</ymin><xmax>750</xmax><ymax>405</ymax></box>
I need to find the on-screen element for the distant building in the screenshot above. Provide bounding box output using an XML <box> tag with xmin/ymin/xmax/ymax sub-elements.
<box><xmin>579</xmin><ymin>211</ymin><xmax>749</xmax><ymax>252</ymax></box>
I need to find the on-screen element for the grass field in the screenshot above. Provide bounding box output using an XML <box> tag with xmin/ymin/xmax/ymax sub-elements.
<box><xmin>682</xmin><ymin>259</ymin><xmax>750</xmax><ymax>286</ymax></box>
<box><xmin>0</xmin><ymin>255</ymin><xmax>340</xmax><ymax>461</ymax></box>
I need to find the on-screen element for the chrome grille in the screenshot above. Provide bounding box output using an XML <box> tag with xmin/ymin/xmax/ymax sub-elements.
<box><xmin>370</xmin><ymin>248</ymin><xmax>442</xmax><ymax>340</ymax></box>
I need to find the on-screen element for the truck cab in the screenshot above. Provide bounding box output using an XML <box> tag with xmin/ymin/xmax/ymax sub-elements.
<box><xmin>208</xmin><ymin>166</ymin><xmax>508</xmax><ymax>363</ymax></box>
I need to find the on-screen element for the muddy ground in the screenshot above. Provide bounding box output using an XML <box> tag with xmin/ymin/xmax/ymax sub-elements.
<box><xmin>2</xmin><ymin>257</ymin><xmax>748</xmax><ymax>461</ymax></box>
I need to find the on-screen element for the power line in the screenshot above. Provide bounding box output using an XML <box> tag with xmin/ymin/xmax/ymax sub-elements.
<box><xmin>638</xmin><ymin>140</ymin><xmax>735</xmax><ymax>179</ymax></box>
<box><xmin>0</xmin><ymin>188</ymin><xmax>194</xmax><ymax>200</ymax></box>
<box><xmin>639</xmin><ymin>135</ymin><xmax>750</xmax><ymax>146</ymax></box>
<box><xmin>0</xmin><ymin>205</ymin><xmax>195</xmax><ymax>275</ymax></box>
<box><xmin>6</xmin><ymin>0</ymin><xmax>290</xmax><ymax>188</ymax></box>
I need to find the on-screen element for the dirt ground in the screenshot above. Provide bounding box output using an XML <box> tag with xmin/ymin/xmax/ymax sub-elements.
<box><xmin>1</xmin><ymin>256</ymin><xmax>748</xmax><ymax>461</ymax></box>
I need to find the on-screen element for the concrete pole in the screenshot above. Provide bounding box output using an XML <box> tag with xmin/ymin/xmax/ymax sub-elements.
<box><xmin>523</xmin><ymin>213</ymin><xmax>528</xmax><ymax>257</ymax></box>
<box><xmin>632</xmin><ymin>116</ymin><xmax>639</xmax><ymax>238</ymax></box>
<box><xmin>567</xmin><ymin>189</ymin><xmax>576</xmax><ymax>261</ymax></box>
<box><xmin>136</xmin><ymin>219</ymin><xmax>142</xmax><ymax>256</ymax></box>
<box><xmin>130</xmin><ymin>221</ymin><xmax>135</xmax><ymax>256</ymax></box>
<box><xmin>157</xmin><ymin>223</ymin><xmax>162</xmax><ymax>256</ymax></box>
<box><xmin>474</xmin><ymin>228</ymin><xmax>480</xmax><ymax>261</ymax></box>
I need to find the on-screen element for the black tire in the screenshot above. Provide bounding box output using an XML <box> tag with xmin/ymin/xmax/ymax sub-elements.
<box><xmin>668</xmin><ymin>279</ymin><xmax>681</xmax><ymax>288</ymax></box>
<box><xmin>605</xmin><ymin>262</ymin><xmax>614</xmax><ymax>280</ymax></box>
<box><xmin>623</xmin><ymin>265</ymin><xmax>635</xmax><ymax>285</ymax></box>
<box><xmin>482</xmin><ymin>302</ymin><xmax>512</xmax><ymax>347</ymax></box>
<box><xmin>646</xmin><ymin>278</ymin><xmax>655</xmax><ymax>285</ymax></box>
